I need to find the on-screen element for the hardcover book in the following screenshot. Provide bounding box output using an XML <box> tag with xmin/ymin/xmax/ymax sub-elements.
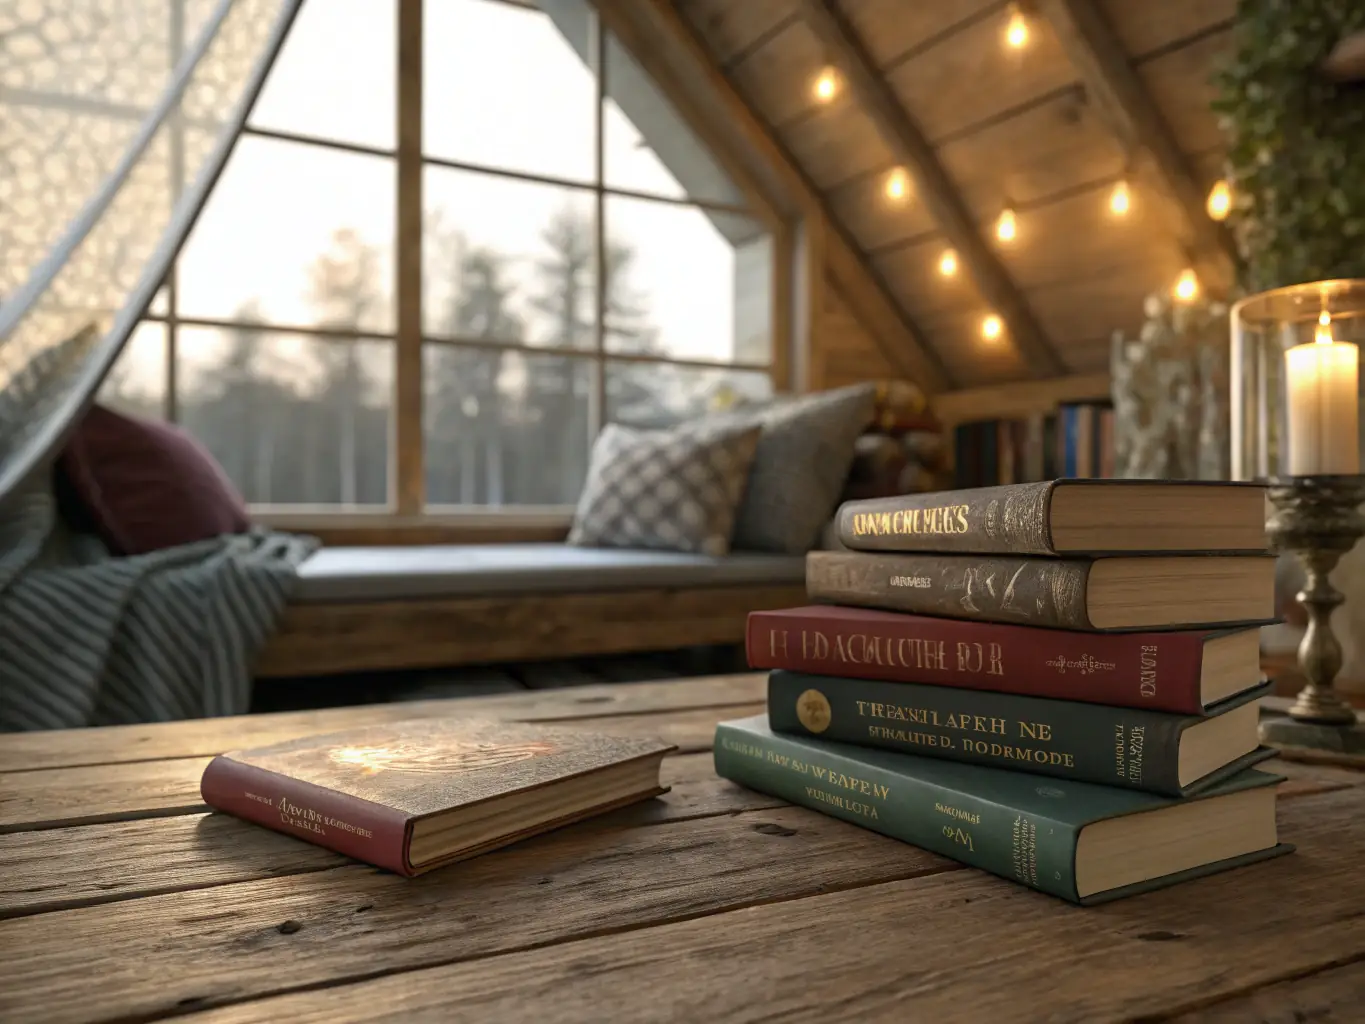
<box><xmin>200</xmin><ymin>718</ymin><xmax>675</xmax><ymax>875</ymax></box>
<box><xmin>766</xmin><ymin>669</ymin><xmax>1274</xmax><ymax>796</ymax></box>
<box><xmin>834</xmin><ymin>479</ymin><xmax>1268</xmax><ymax>556</ymax></box>
<box><xmin>714</xmin><ymin>715</ymin><xmax>1290</xmax><ymax>905</ymax></box>
<box><xmin>746</xmin><ymin>605</ymin><xmax>1264</xmax><ymax>713</ymax></box>
<box><xmin>806</xmin><ymin>550</ymin><xmax>1276</xmax><ymax>631</ymax></box>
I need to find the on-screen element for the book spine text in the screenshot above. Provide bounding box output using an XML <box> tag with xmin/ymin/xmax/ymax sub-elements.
<box><xmin>767</xmin><ymin>671</ymin><xmax>1187</xmax><ymax>795</ymax></box>
<box><xmin>834</xmin><ymin>481</ymin><xmax>1055</xmax><ymax>554</ymax></box>
<box><xmin>714</xmin><ymin>722</ymin><xmax>1080</xmax><ymax>902</ymax></box>
<box><xmin>201</xmin><ymin>756</ymin><xmax>412</xmax><ymax>874</ymax></box>
<box><xmin>806</xmin><ymin>550</ymin><xmax>1092</xmax><ymax>629</ymax></box>
<box><xmin>747</xmin><ymin>609</ymin><xmax>1206</xmax><ymax>713</ymax></box>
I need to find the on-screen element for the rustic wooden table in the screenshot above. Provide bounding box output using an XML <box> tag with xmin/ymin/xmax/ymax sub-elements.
<box><xmin>3</xmin><ymin>674</ymin><xmax>1363</xmax><ymax>1023</ymax></box>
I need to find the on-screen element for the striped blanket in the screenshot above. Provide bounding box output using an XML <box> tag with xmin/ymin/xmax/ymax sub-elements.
<box><xmin>0</xmin><ymin>484</ymin><xmax>318</xmax><ymax>731</ymax></box>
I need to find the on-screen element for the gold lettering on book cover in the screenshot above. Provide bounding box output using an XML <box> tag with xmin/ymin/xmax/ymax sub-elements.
<box><xmin>847</xmin><ymin>505</ymin><xmax>971</xmax><ymax>538</ymax></box>
<box><xmin>856</xmin><ymin>701</ymin><xmax>1076</xmax><ymax>768</ymax></box>
<box><xmin>1045</xmin><ymin>654</ymin><xmax>1117</xmax><ymax>675</ymax></box>
<box><xmin>328</xmin><ymin>740</ymin><xmax>559</xmax><ymax>775</ymax></box>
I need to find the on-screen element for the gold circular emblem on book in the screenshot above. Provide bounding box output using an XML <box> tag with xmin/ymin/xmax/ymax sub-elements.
<box><xmin>796</xmin><ymin>689</ymin><xmax>832</xmax><ymax>733</ymax></box>
<box><xmin>327</xmin><ymin>740</ymin><xmax>559</xmax><ymax>775</ymax></box>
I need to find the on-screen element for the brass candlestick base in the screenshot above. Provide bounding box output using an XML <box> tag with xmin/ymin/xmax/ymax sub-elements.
<box><xmin>1260</xmin><ymin>474</ymin><xmax>1365</xmax><ymax>752</ymax></box>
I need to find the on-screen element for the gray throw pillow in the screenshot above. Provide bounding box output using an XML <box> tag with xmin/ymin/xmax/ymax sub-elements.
<box><xmin>567</xmin><ymin>420</ymin><xmax>763</xmax><ymax>556</ymax></box>
<box><xmin>724</xmin><ymin>383</ymin><xmax>877</xmax><ymax>553</ymax></box>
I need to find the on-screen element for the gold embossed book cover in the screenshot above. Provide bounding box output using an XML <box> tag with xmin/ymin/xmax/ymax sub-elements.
<box><xmin>201</xmin><ymin>718</ymin><xmax>675</xmax><ymax>875</ymax></box>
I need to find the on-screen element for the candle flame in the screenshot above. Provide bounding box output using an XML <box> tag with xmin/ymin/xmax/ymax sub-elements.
<box><xmin>1316</xmin><ymin>309</ymin><xmax>1334</xmax><ymax>344</ymax></box>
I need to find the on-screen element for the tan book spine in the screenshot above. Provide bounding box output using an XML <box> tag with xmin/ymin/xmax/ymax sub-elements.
<box><xmin>834</xmin><ymin>481</ymin><xmax>1057</xmax><ymax>554</ymax></box>
<box><xmin>806</xmin><ymin>550</ymin><xmax>1092</xmax><ymax>629</ymax></box>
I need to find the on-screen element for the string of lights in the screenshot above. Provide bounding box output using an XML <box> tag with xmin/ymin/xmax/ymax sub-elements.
<box><xmin>804</xmin><ymin>2</ymin><xmax>1235</xmax><ymax>347</ymax></box>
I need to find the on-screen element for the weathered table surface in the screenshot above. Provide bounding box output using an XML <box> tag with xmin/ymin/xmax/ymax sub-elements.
<box><xmin>3</xmin><ymin>674</ymin><xmax>1364</xmax><ymax>1023</ymax></box>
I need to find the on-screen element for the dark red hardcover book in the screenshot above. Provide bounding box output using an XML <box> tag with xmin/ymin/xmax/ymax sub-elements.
<box><xmin>746</xmin><ymin>605</ymin><xmax>1263</xmax><ymax>714</ymax></box>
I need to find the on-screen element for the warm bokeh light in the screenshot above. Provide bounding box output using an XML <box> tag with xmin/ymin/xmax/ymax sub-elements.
<box><xmin>1207</xmin><ymin>179</ymin><xmax>1231</xmax><ymax>220</ymax></box>
<box><xmin>995</xmin><ymin>207</ymin><xmax>1016</xmax><ymax>243</ymax></box>
<box><xmin>812</xmin><ymin>66</ymin><xmax>838</xmax><ymax>103</ymax></box>
<box><xmin>885</xmin><ymin>167</ymin><xmax>909</xmax><ymax>201</ymax></box>
<box><xmin>1109</xmin><ymin>180</ymin><xmax>1130</xmax><ymax>216</ymax></box>
<box><xmin>938</xmin><ymin>249</ymin><xmax>958</xmax><ymax>277</ymax></box>
<box><xmin>982</xmin><ymin>314</ymin><xmax>1004</xmax><ymax>340</ymax></box>
<box><xmin>1005</xmin><ymin>7</ymin><xmax>1029</xmax><ymax>49</ymax></box>
<box><xmin>1173</xmin><ymin>268</ymin><xmax>1198</xmax><ymax>302</ymax></box>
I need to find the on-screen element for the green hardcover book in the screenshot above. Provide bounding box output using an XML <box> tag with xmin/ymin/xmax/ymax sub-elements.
<box><xmin>767</xmin><ymin>670</ymin><xmax>1276</xmax><ymax>797</ymax></box>
<box><xmin>713</xmin><ymin>715</ymin><xmax>1290</xmax><ymax>905</ymax></box>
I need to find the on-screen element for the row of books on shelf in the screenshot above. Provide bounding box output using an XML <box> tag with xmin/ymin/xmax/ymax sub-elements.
<box><xmin>953</xmin><ymin>400</ymin><xmax>1115</xmax><ymax>487</ymax></box>
<box><xmin>715</xmin><ymin>477</ymin><xmax>1286</xmax><ymax>905</ymax></box>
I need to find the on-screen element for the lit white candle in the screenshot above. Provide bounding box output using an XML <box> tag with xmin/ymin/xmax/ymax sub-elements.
<box><xmin>1284</xmin><ymin>314</ymin><xmax>1359</xmax><ymax>475</ymax></box>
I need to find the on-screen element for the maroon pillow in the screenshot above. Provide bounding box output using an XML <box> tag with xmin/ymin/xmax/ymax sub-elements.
<box><xmin>56</xmin><ymin>403</ymin><xmax>251</xmax><ymax>556</ymax></box>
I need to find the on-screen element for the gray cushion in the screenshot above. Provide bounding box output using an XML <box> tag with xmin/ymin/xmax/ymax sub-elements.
<box><xmin>723</xmin><ymin>383</ymin><xmax>877</xmax><ymax>554</ymax></box>
<box><xmin>293</xmin><ymin>543</ymin><xmax>806</xmax><ymax>603</ymax></box>
<box><xmin>567</xmin><ymin>420</ymin><xmax>762</xmax><ymax>556</ymax></box>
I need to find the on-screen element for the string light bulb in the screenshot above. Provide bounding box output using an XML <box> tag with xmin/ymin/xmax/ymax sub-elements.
<box><xmin>995</xmin><ymin>207</ymin><xmax>1017</xmax><ymax>243</ymax></box>
<box><xmin>812</xmin><ymin>66</ymin><xmax>838</xmax><ymax>103</ymax></box>
<box><xmin>1004</xmin><ymin>5</ymin><xmax>1029</xmax><ymax>49</ymax></box>
<box><xmin>938</xmin><ymin>249</ymin><xmax>958</xmax><ymax>277</ymax></box>
<box><xmin>1206</xmin><ymin>179</ymin><xmax>1231</xmax><ymax>221</ymax></box>
<box><xmin>1108</xmin><ymin>180</ymin><xmax>1131</xmax><ymax>217</ymax></box>
<box><xmin>982</xmin><ymin>314</ymin><xmax>1004</xmax><ymax>340</ymax></box>
<box><xmin>1316</xmin><ymin>309</ymin><xmax>1334</xmax><ymax>344</ymax></box>
<box><xmin>885</xmin><ymin>167</ymin><xmax>909</xmax><ymax>202</ymax></box>
<box><xmin>1173</xmin><ymin>268</ymin><xmax>1199</xmax><ymax>303</ymax></box>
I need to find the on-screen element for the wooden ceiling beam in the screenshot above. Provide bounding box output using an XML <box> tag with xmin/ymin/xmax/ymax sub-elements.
<box><xmin>794</xmin><ymin>0</ymin><xmax>1064</xmax><ymax>379</ymax></box>
<box><xmin>1038</xmin><ymin>0</ymin><xmax>1236</xmax><ymax>294</ymax></box>
<box><xmin>596</xmin><ymin>0</ymin><xmax>953</xmax><ymax>393</ymax></box>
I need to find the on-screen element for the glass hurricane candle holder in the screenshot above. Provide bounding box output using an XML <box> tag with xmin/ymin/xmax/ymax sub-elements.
<box><xmin>1230</xmin><ymin>279</ymin><xmax>1365</xmax><ymax>481</ymax></box>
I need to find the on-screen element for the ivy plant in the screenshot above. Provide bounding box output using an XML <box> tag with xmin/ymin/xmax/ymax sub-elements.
<box><xmin>1212</xmin><ymin>0</ymin><xmax>1365</xmax><ymax>293</ymax></box>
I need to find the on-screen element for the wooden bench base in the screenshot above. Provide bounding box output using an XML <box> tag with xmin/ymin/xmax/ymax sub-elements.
<box><xmin>255</xmin><ymin>583</ymin><xmax>808</xmax><ymax>678</ymax></box>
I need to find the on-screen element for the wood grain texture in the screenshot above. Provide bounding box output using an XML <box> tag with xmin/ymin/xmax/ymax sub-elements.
<box><xmin>0</xmin><ymin>752</ymin><xmax>785</xmax><ymax>919</ymax></box>
<box><xmin>158</xmin><ymin>788</ymin><xmax>1365</xmax><ymax>1024</ymax></box>
<box><xmin>0</xmin><ymin>805</ymin><xmax>956</xmax><ymax>1024</ymax></box>
<box><xmin>839</xmin><ymin>0</ymin><xmax>1001</xmax><ymax>73</ymax></box>
<box><xmin>0</xmin><ymin>674</ymin><xmax>767</xmax><ymax>772</ymax></box>
<box><xmin>675</xmin><ymin>0</ymin><xmax>795</xmax><ymax>67</ymax></box>
<box><xmin>257</xmin><ymin>583</ymin><xmax>808</xmax><ymax>678</ymax></box>
<box><xmin>1163</xmin><ymin>960</ymin><xmax>1365</xmax><ymax>1022</ymax></box>
<box><xmin>0</xmin><ymin>705</ymin><xmax>762</xmax><ymax>833</ymax></box>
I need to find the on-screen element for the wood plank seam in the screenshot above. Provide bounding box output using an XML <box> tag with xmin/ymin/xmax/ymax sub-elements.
<box><xmin>793</xmin><ymin>0</ymin><xmax>1065</xmax><ymax>378</ymax></box>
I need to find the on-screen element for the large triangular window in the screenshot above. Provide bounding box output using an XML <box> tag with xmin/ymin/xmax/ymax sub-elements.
<box><xmin>100</xmin><ymin>0</ymin><xmax>777</xmax><ymax>510</ymax></box>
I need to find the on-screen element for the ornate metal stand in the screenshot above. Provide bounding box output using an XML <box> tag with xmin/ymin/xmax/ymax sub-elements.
<box><xmin>1261</xmin><ymin>475</ymin><xmax>1365</xmax><ymax>752</ymax></box>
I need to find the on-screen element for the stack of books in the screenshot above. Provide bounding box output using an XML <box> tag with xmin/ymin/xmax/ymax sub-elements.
<box><xmin>716</xmin><ymin>479</ymin><xmax>1292</xmax><ymax>905</ymax></box>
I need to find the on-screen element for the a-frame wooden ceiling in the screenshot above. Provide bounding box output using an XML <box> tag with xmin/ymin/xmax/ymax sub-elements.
<box><xmin>673</xmin><ymin>0</ymin><xmax>1238</xmax><ymax>391</ymax></box>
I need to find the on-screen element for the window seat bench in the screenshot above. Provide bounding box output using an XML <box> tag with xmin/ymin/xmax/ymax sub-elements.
<box><xmin>255</xmin><ymin>543</ymin><xmax>808</xmax><ymax>678</ymax></box>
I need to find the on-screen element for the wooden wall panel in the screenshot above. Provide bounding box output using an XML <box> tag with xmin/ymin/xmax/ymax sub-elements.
<box><xmin>1099</xmin><ymin>0</ymin><xmax>1236</xmax><ymax>58</ymax></box>
<box><xmin>838</xmin><ymin>0</ymin><xmax>1001</xmax><ymax>71</ymax></box>
<box><xmin>674</xmin><ymin>0</ymin><xmax>795</xmax><ymax>65</ymax></box>
<box><xmin>781</xmin><ymin>105</ymin><xmax>894</xmax><ymax>190</ymax></box>
<box><xmin>872</xmin><ymin>237</ymin><xmax>984</xmax><ymax>323</ymax></box>
<box><xmin>1138</xmin><ymin>27</ymin><xmax>1234</xmax><ymax>155</ymax></box>
<box><xmin>826</xmin><ymin>171</ymin><xmax>939</xmax><ymax>252</ymax></box>
<box><xmin>1025</xmin><ymin>259</ymin><xmax>1183</xmax><ymax>347</ymax></box>
<box><xmin>726</xmin><ymin>17</ymin><xmax>826</xmax><ymax>127</ymax></box>
<box><xmin>915</xmin><ymin>308</ymin><xmax>1032</xmax><ymax>387</ymax></box>
<box><xmin>993</xmin><ymin>182</ymin><xmax>1184</xmax><ymax>289</ymax></box>
<box><xmin>884</xmin><ymin>11</ymin><xmax>1080</xmax><ymax>144</ymax></box>
<box><xmin>809</xmin><ymin>276</ymin><xmax>901</xmax><ymax>389</ymax></box>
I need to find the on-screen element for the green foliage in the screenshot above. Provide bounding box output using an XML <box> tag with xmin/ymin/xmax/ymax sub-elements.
<box><xmin>1212</xmin><ymin>0</ymin><xmax>1365</xmax><ymax>292</ymax></box>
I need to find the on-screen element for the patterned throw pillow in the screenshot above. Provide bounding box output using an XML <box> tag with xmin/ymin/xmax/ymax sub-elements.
<box><xmin>567</xmin><ymin>421</ymin><xmax>763</xmax><ymax>556</ymax></box>
<box><xmin>726</xmin><ymin>383</ymin><xmax>878</xmax><ymax>554</ymax></box>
